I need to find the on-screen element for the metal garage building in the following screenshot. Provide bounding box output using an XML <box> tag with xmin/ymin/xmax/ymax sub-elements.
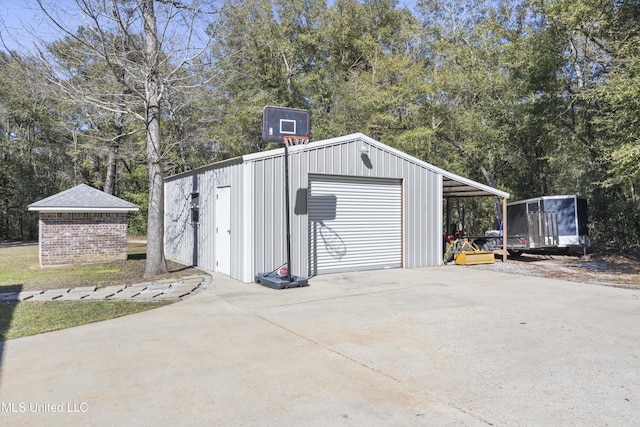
<box><xmin>164</xmin><ymin>133</ymin><xmax>509</xmax><ymax>282</ymax></box>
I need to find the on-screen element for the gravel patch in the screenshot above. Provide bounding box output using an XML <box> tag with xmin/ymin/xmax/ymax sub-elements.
<box><xmin>469</xmin><ymin>254</ymin><xmax>640</xmax><ymax>290</ymax></box>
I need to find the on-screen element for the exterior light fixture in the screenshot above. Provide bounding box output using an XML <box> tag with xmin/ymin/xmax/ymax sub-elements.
<box><xmin>359</xmin><ymin>144</ymin><xmax>370</xmax><ymax>155</ymax></box>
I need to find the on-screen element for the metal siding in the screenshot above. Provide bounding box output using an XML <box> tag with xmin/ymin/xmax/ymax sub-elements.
<box><xmin>301</xmin><ymin>137</ymin><xmax>442</xmax><ymax>274</ymax></box>
<box><xmin>166</xmin><ymin>135</ymin><xmax>506</xmax><ymax>281</ymax></box>
<box><xmin>240</xmin><ymin>163</ymin><xmax>254</xmax><ymax>282</ymax></box>
<box><xmin>404</xmin><ymin>172</ymin><xmax>415</xmax><ymax>267</ymax></box>
<box><xmin>164</xmin><ymin>176</ymin><xmax>193</xmax><ymax>265</ymax></box>
<box><xmin>165</xmin><ymin>136</ymin><xmax>444</xmax><ymax>282</ymax></box>
<box><xmin>432</xmin><ymin>173</ymin><xmax>444</xmax><ymax>266</ymax></box>
<box><xmin>165</xmin><ymin>139</ymin><xmax>450</xmax><ymax>281</ymax></box>
<box><xmin>290</xmin><ymin>150</ymin><xmax>308</xmax><ymax>278</ymax></box>
<box><xmin>196</xmin><ymin>162</ymin><xmax>246</xmax><ymax>280</ymax></box>
<box><xmin>252</xmin><ymin>157</ymin><xmax>287</xmax><ymax>277</ymax></box>
<box><xmin>198</xmin><ymin>168</ymin><xmax>216</xmax><ymax>272</ymax></box>
<box><xmin>229</xmin><ymin>164</ymin><xmax>244</xmax><ymax>279</ymax></box>
<box><xmin>309</xmin><ymin>176</ymin><xmax>402</xmax><ymax>274</ymax></box>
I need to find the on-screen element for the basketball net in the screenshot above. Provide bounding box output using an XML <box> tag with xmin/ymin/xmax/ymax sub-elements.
<box><xmin>282</xmin><ymin>135</ymin><xmax>309</xmax><ymax>147</ymax></box>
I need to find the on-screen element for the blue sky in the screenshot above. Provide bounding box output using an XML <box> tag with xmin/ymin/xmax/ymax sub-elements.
<box><xmin>0</xmin><ymin>0</ymin><xmax>84</xmax><ymax>53</ymax></box>
<box><xmin>1</xmin><ymin>0</ymin><xmax>421</xmax><ymax>54</ymax></box>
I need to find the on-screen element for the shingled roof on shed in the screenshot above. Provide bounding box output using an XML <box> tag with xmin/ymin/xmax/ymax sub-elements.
<box><xmin>28</xmin><ymin>184</ymin><xmax>139</xmax><ymax>212</ymax></box>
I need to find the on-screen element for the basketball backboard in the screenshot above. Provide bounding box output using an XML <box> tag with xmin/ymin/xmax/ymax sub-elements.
<box><xmin>262</xmin><ymin>106</ymin><xmax>310</xmax><ymax>143</ymax></box>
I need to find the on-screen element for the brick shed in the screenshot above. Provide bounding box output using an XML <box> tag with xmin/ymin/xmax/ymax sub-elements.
<box><xmin>28</xmin><ymin>184</ymin><xmax>139</xmax><ymax>266</ymax></box>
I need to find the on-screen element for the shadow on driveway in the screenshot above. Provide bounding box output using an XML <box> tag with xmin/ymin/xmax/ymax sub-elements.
<box><xmin>0</xmin><ymin>284</ymin><xmax>22</xmax><ymax>388</ymax></box>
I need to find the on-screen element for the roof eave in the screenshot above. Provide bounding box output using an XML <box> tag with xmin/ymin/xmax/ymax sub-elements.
<box><xmin>358</xmin><ymin>134</ymin><xmax>510</xmax><ymax>199</ymax></box>
<box><xmin>165</xmin><ymin>132</ymin><xmax>510</xmax><ymax>199</ymax></box>
<box><xmin>28</xmin><ymin>207</ymin><xmax>139</xmax><ymax>212</ymax></box>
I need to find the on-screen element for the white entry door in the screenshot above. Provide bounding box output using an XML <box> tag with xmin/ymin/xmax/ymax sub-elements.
<box><xmin>215</xmin><ymin>186</ymin><xmax>231</xmax><ymax>275</ymax></box>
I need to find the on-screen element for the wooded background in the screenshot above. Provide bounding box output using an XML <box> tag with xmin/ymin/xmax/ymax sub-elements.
<box><xmin>1</xmin><ymin>0</ymin><xmax>639</xmax><ymax>255</ymax></box>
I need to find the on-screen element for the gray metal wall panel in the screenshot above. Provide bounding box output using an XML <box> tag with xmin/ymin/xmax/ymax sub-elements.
<box><xmin>196</xmin><ymin>162</ymin><xmax>246</xmax><ymax>279</ymax></box>
<box><xmin>166</xmin><ymin>136</ymin><xmax>443</xmax><ymax>282</ymax></box>
<box><xmin>252</xmin><ymin>156</ymin><xmax>287</xmax><ymax>276</ymax></box>
<box><xmin>250</xmin><ymin>136</ymin><xmax>443</xmax><ymax>280</ymax></box>
<box><xmin>198</xmin><ymin>168</ymin><xmax>216</xmax><ymax>272</ymax></box>
<box><xmin>164</xmin><ymin>175</ymin><xmax>194</xmax><ymax>265</ymax></box>
<box><xmin>289</xmin><ymin>150</ymin><xmax>307</xmax><ymax>277</ymax></box>
<box><xmin>305</xmin><ymin>139</ymin><xmax>442</xmax><ymax>272</ymax></box>
<box><xmin>229</xmin><ymin>164</ymin><xmax>245</xmax><ymax>279</ymax></box>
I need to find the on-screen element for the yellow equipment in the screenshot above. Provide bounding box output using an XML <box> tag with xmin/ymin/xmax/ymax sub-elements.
<box><xmin>444</xmin><ymin>235</ymin><xmax>495</xmax><ymax>265</ymax></box>
<box><xmin>453</xmin><ymin>251</ymin><xmax>495</xmax><ymax>265</ymax></box>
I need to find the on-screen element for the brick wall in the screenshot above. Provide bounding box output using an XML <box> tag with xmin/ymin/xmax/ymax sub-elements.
<box><xmin>39</xmin><ymin>212</ymin><xmax>129</xmax><ymax>266</ymax></box>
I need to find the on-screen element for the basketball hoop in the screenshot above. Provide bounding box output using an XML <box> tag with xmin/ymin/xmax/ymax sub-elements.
<box><xmin>282</xmin><ymin>135</ymin><xmax>309</xmax><ymax>147</ymax></box>
<box><xmin>256</xmin><ymin>106</ymin><xmax>311</xmax><ymax>289</ymax></box>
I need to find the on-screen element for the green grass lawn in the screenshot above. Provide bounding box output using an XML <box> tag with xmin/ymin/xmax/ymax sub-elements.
<box><xmin>0</xmin><ymin>300</ymin><xmax>171</xmax><ymax>340</ymax></box>
<box><xmin>0</xmin><ymin>242</ymin><xmax>164</xmax><ymax>290</ymax></box>
<box><xmin>0</xmin><ymin>241</ymin><xmax>198</xmax><ymax>340</ymax></box>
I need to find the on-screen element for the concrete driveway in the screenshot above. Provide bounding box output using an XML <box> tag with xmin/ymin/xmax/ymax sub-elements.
<box><xmin>0</xmin><ymin>266</ymin><xmax>638</xmax><ymax>426</ymax></box>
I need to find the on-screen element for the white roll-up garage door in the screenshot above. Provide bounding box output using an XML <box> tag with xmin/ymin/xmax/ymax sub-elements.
<box><xmin>308</xmin><ymin>175</ymin><xmax>402</xmax><ymax>275</ymax></box>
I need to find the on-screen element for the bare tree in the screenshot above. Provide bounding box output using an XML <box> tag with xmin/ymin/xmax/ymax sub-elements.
<box><xmin>28</xmin><ymin>0</ymin><xmax>222</xmax><ymax>277</ymax></box>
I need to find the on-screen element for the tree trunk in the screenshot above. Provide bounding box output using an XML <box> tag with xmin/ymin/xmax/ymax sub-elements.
<box><xmin>145</xmin><ymin>102</ymin><xmax>167</xmax><ymax>277</ymax></box>
<box><xmin>105</xmin><ymin>88</ymin><xmax>126</xmax><ymax>195</ymax></box>
<box><xmin>104</xmin><ymin>141</ymin><xmax>118</xmax><ymax>195</ymax></box>
<box><xmin>72</xmin><ymin>131</ymin><xmax>79</xmax><ymax>185</ymax></box>
<box><xmin>143</xmin><ymin>0</ymin><xmax>167</xmax><ymax>277</ymax></box>
<box><xmin>167</xmin><ymin>95</ymin><xmax>188</xmax><ymax>170</ymax></box>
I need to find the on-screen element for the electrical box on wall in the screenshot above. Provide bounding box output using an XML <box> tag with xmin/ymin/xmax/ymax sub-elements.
<box><xmin>191</xmin><ymin>191</ymin><xmax>199</xmax><ymax>224</ymax></box>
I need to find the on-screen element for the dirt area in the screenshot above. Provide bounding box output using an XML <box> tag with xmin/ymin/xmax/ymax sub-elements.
<box><xmin>473</xmin><ymin>253</ymin><xmax>640</xmax><ymax>290</ymax></box>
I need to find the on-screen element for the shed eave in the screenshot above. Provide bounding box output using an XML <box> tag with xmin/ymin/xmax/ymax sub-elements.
<box><xmin>442</xmin><ymin>177</ymin><xmax>510</xmax><ymax>199</ymax></box>
<box><xmin>28</xmin><ymin>207</ymin><xmax>139</xmax><ymax>212</ymax></box>
<box><xmin>307</xmin><ymin>133</ymin><xmax>509</xmax><ymax>199</ymax></box>
<box><xmin>354</xmin><ymin>133</ymin><xmax>510</xmax><ymax>199</ymax></box>
<box><xmin>165</xmin><ymin>156</ymin><xmax>244</xmax><ymax>182</ymax></box>
<box><xmin>167</xmin><ymin>132</ymin><xmax>510</xmax><ymax>199</ymax></box>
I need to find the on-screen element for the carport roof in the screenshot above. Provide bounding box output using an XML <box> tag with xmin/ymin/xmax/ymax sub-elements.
<box><xmin>300</xmin><ymin>134</ymin><xmax>510</xmax><ymax>199</ymax></box>
<box><xmin>441</xmin><ymin>175</ymin><xmax>508</xmax><ymax>198</ymax></box>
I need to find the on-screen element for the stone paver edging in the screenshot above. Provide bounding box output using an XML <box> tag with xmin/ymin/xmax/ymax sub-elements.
<box><xmin>0</xmin><ymin>274</ymin><xmax>210</xmax><ymax>302</ymax></box>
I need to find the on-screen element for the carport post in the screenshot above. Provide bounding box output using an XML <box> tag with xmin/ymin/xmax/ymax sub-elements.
<box><xmin>502</xmin><ymin>197</ymin><xmax>507</xmax><ymax>263</ymax></box>
<box><xmin>445</xmin><ymin>197</ymin><xmax>451</xmax><ymax>235</ymax></box>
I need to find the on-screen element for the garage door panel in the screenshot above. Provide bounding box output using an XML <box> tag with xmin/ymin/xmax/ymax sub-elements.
<box><xmin>309</xmin><ymin>176</ymin><xmax>402</xmax><ymax>275</ymax></box>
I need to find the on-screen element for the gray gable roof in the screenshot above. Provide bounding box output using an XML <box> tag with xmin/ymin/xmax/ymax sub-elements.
<box><xmin>28</xmin><ymin>184</ymin><xmax>139</xmax><ymax>212</ymax></box>
<box><xmin>167</xmin><ymin>133</ymin><xmax>509</xmax><ymax>199</ymax></box>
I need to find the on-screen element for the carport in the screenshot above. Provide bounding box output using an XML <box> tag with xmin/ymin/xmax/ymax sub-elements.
<box><xmin>442</xmin><ymin>175</ymin><xmax>510</xmax><ymax>262</ymax></box>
